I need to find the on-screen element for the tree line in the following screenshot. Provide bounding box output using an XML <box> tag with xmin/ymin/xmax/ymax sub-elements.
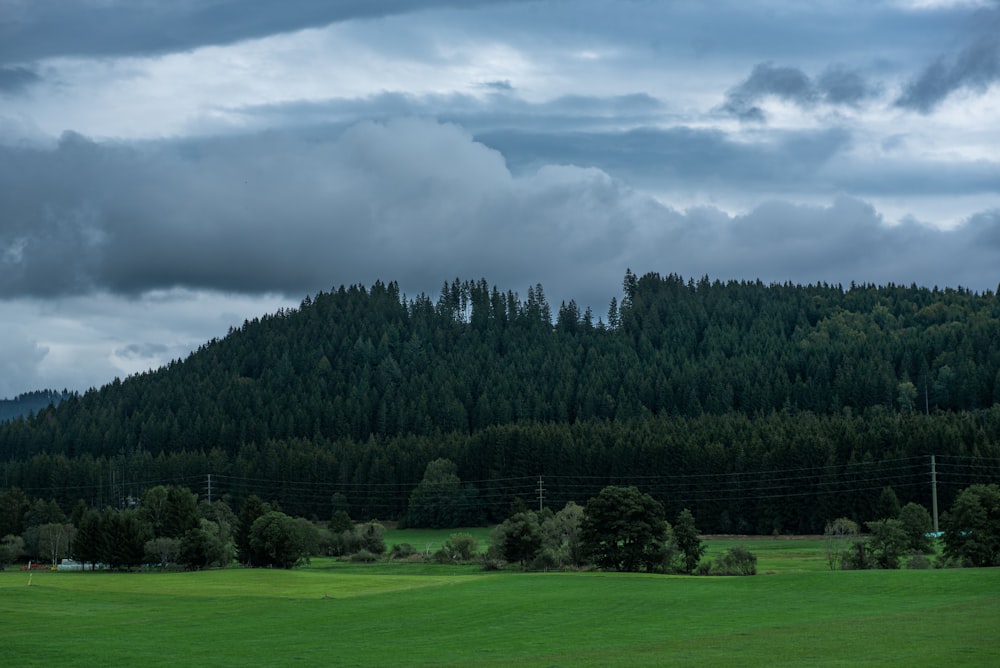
<box><xmin>1</xmin><ymin>273</ymin><xmax>999</xmax><ymax>533</ymax></box>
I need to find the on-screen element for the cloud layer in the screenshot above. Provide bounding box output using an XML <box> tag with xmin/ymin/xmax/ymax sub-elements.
<box><xmin>3</xmin><ymin>119</ymin><xmax>997</xmax><ymax>307</ymax></box>
<box><xmin>0</xmin><ymin>0</ymin><xmax>998</xmax><ymax>397</ymax></box>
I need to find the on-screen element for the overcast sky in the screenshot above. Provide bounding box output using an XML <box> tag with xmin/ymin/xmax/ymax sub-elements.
<box><xmin>2</xmin><ymin>0</ymin><xmax>999</xmax><ymax>398</ymax></box>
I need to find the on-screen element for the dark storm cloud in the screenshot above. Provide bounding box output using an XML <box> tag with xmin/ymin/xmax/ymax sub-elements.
<box><xmin>817</xmin><ymin>65</ymin><xmax>882</xmax><ymax>106</ymax></box>
<box><xmin>0</xmin><ymin>121</ymin><xmax>633</xmax><ymax>301</ymax></box>
<box><xmin>479</xmin><ymin>125</ymin><xmax>852</xmax><ymax>191</ymax></box>
<box><xmin>722</xmin><ymin>63</ymin><xmax>816</xmax><ymax>121</ymax></box>
<box><xmin>0</xmin><ymin>65</ymin><xmax>39</xmax><ymax>93</ymax></box>
<box><xmin>2</xmin><ymin>120</ymin><xmax>997</xmax><ymax>312</ymax></box>
<box><xmin>722</xmin><ymin>62</ymin><xmax>880</xmax><ymax>121</ymax></box>
<box><xmin>896</xmin><ymin>9</ymin><xmax>1000</xmax><ymax>112</ymax></box>
<box><xmin>0</xmin><ymin>0</ymin><xmax>524</xmax><ymax>65</ymax></box>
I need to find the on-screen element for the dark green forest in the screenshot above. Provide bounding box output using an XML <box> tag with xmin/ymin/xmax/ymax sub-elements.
<box><xmin>2</xmin><ymin>272</ymin><xmax>999</xmax><ymax>534</ymax></box>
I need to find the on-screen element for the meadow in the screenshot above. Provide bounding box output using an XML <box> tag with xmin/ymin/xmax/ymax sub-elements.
<box><xmin>2</xmin><ymin>536</ymin><xmax>998</xmax><ymax>667</ymax></box>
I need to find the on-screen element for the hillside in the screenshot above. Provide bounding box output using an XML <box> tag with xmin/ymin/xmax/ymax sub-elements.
<box><xmin>1</xmin><ymin>273</ymin><xmax>999</xmax><ymax>532</ymax></box>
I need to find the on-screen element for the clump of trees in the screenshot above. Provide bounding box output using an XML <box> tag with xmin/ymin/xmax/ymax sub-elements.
<box><xmin>824</xmin><ymin>483</ymin><xmax>999</xmax><ymax>570</ymax></box>
<box><xmin>431</xmin><ymin>533</ymin><xmax>480</xmax><ymax>563</ymax></box>
<box><xmin>488</xmin><ymin>501</ymin><xmax>587</xmax><ymax>571</ymax></box>
<box><xmin>0</xmin><ymin>485</ymin><xmax>332</xmax><ymax>572</ymax></box>
<box><xmin>487</xmin><ymin>486</ymin><xmax>730</xmax><ymax>575</ymax></box>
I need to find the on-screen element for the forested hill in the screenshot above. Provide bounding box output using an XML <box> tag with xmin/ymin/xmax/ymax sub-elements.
<box><xmin>2</xmin><ymin>273</ymin><xmax>1000</xmax><ymax>533</ymax></box>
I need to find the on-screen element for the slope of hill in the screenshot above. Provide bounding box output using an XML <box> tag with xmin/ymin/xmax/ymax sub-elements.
<box><xmin>1</xmin><ymin>273</ymin><xmax>999</xmax><ymax>532</ymax></box>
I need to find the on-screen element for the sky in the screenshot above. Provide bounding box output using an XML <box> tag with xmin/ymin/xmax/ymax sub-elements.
<box><xmin>1</xmin><ymin>0</ymin><xmax>999</xmax><ymax>398</ymax></box>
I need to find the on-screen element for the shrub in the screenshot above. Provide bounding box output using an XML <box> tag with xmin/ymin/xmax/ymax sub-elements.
<box><xmin>714</xmin><ymin>545</ymin><xmax>757</xmax><ymax>576</ymax></box>
<box><xmin>841</xmin><ymin>542</ymin><xmax>869</xmax><ymax>570</ymax></box>
<box><xmin>442</xmin><ymin>533</ymin><xmax>478</xmax><ymax>561</ymax></box>
<box><xmin>357</xmin><ymin>521</ymin><xmax>385</xmax><ymax>556</ymax></box>
<box><xmin>934</xmin><ymin>553</ymin><xmax>964</xmax><ymax>569</ymax></box>
<box><xmin>349</xmin><ymin>549</ymin><xmax>378</xmax><ymax>563</ymax></box>
<box><xmin>479</xmin><ymin>556</ymin><xmax>504</xmax><ymax>571</ymax></box>
<box><xmin>905</xmin><ymin>553</ymin><xmax>931</xmax><ymax>570</ymax></box>
<box><xmin>431</xmin><ymin>548</ymin><xmax>453</xmax><ymax>564</ymax></box>
<box><xmin>528</xmin><ymin>548</ymin><xmax>560</xmax><ymax>571</ymax></box>
<box><xmin>388</xmin><ymin>543</ymin><xmax>416</xmax><ymax>560</ymax></box>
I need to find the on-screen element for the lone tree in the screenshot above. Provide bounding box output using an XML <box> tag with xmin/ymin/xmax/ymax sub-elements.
<box><xmin>823</xmin><ymin>517</ymin><xmax>860</xmax><ymax>570</ymax></box>
<box><xmin>248</xmin><ymin>511</ymin><xmax>315</xmax><ymax>569</ymax></box>
<box><xmin>492</xmin><ymin>511</ymin><xmax>544</xmax><ymax>568</ymax></box>
<box><xmin>898</xmin><ymin>502</ymin><xmax>934</xmax><ymax>554</ymax></box>
<box><xmin>865</xmin><ymin>519</ymin><xmax>909</xmax><ymax>569</ymax></box>
<box><xmin>405</xmin><ymin>459</ymin><xmax>474</xmax><ymax>529</ymax></box>
<box><xmin>581</xmin><ymin>486</ymin><xmax>668</xmax><ymax>573</ymax></box>
<box><xmin>673</xmin><ymin>508</ymin><xmax>705</xmax><ymax>574</ymax></box>
<box><xmin>941</xmin><ymin>483</ymin><xmax>1000</xmax><ymax>567</ymax></box>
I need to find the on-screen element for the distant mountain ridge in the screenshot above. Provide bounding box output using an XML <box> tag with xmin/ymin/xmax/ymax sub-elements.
<box><xmin>0</xmin><ymin>389</ymin><xmax>73</xmax><ymax>423</ymax></box>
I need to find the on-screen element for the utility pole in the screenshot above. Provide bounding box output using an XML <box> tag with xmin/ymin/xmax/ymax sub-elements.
<box><xmin>536</xmin><ymin>475</ymin><xmax>545</xmax><ymax>512</ymax></box>
<box><xmin>206</xmin><ymin>473</ymin><xmax>213</xmax><ymax>504</ymax></box>
<box><xmin>930</xmin><ymin>455</ymin><xmax>939</xmax><ymax>533</ymax></box>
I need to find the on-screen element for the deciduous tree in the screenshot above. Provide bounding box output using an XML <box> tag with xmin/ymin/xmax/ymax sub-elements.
<box><xmin>865</xmin><ymin>519</ymin><xmax>908</xmax><ymax>569</ymax></box>
<box><xmin>898</xmin><ymin>502</ymin><xmax>933</xmax><ymax>554</ymax></box>
<box><xmin>941</xmin><ymin>483</ymin><xmax>1000</xmax><ymax>567</ymax></box>
<box><xmin>823</xmin><ymin>517</ymin><xmax>860</xmax><ymax>570</ymax></box>
<box><xmin>673</xmin><ymin>508</ymin><xmax>705</xmax><ymax>575</ymax></box>
<box><xmin>581</xmin><ymin>486</ymin><xmax>668</xmax><ymax>573</ymax></box>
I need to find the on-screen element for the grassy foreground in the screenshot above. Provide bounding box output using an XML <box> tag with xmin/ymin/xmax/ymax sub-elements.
<box><xmin>3</xmin><ymin>554</ymin><xmax>998</xmax><ymax>668</ymax></box>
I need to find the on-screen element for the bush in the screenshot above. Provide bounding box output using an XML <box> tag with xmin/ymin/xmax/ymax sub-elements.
<box><xmin>528</xmin><ymin>548</ymin><xmax>560</xmax><ymax>571</ymax></box>
<box><xmin>357</xmin><ymin>521</ymin><xmax>385</xmax><ymax>556</ymax></box>
<box><xmin>325</xmin><ymin>529</ymin><xmax>358</xmax><ymax>557</ymax></box>
<box><xmin>841</xmin><ymin>542</ymin><xmax>869</xmax><ymax>570</ymax></box>
<box><xmin>388</xmin><ymin>543</ymin><xmax>416</xmax><ymax>560</ymax></box>
<box><xmin>713</xmin><ymin>545</ymin><xmax>757</xmax><ymax>576</ymax></box>
<box><xmin>349</xmin><ymin>549</ymin><xmax>378</xmax><ymax>563</ymax></box>
<box><xmin>431</xmin><ymin>548</ymin><xmax>453</xmax><ymax>564</ymax></box>
<box><xmin>479</xmin><ymin>556</ymin><xmax>504</xmax><ymax>571</ymax></box>
<box><xmin>442</xmin><ymin>533</ymin><xmax>479</xmax><ymax>561</ymax></box>
<box><xmin>934</xmin><ymin>554</ymin><xmax>964</xmax><ymax>569</ymax></box>
<box><xmin>905</xmin><ymin>552</ymin><xmax>931</xmax><ymax>570</ymax></box>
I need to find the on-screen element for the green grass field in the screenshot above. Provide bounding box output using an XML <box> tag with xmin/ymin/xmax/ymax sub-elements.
<box><xmin>383</xmin><ymin>526</ymin><xmax>494</xmax><ymax>555</ymax></box>
<box><xmin>2</xmin><ymin>538</ymin><xmax>998</xmax><ymax>667</ymax></box>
